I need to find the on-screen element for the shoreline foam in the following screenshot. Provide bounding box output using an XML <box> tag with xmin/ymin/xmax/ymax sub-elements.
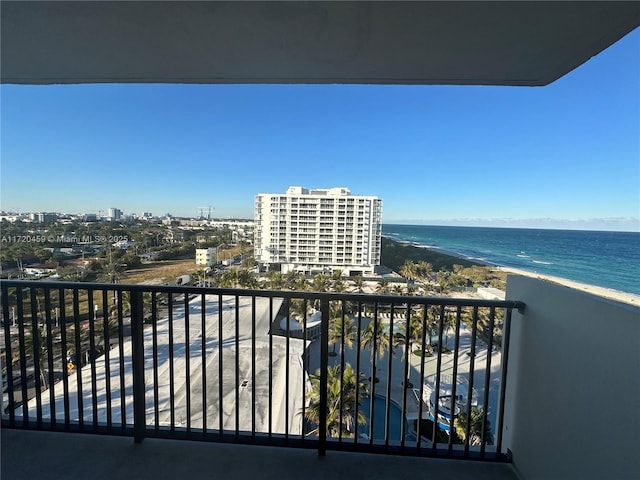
<box><xmin>495</xmin><ymin>266</ymin><xmax>640</xmax><ymax>306</ymax></box>
<box><xmin>382</xmin><ymin>236</ymin><xmax>640</xmax><ymax>306</ymax></box>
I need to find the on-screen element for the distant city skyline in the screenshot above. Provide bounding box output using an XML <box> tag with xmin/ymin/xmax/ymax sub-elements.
<box><xmin>1</xmin><ymin>208</ymin><xmax>637</xmax><ymax>233</ymax></box>
<box><xmin>1</xmin><ymin>29</ymin><xmax>638</xmax><ymax>232</ymax></box>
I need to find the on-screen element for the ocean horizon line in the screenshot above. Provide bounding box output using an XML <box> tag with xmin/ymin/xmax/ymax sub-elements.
<box><xmin>381</xmin><ymin>224</ymin><xmax>639</xmax><ymax>296</ymax></box>
<box><xmin>383</xmin><ymin>222</ymin><xmax>640</xmax><ymax>234</ymax></box>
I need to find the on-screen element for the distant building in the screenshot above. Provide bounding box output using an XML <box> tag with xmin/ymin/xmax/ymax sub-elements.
<box><xmin>29</xmin><ymin>212</ymin><xmax>57</xmax><ymax>223</ymax></box>
<box><xmin>195</xmin><ymin>247</ymin><xmax>218</xmax><ymax>267</ymax></box>
<box><xmin>112</xmin><ymin>239</ymin><xmax>136</xmax><ymax>249</ymax></box>
<box><xmin>254</xmin><ymin>186</ymin><xmax>382</xmax><ymax>276</ymax></box>
<box><xmin>106</xmin><ymin>208</ymin><xmax>122</xmax><ymax>221</ymax></box>
<box><xmin>24</xmin><ymin>263</ymin><xmax>58</xmax><ymax>276</ymax></box>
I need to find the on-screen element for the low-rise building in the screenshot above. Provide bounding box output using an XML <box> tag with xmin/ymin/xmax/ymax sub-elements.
<box><xmin>195</xmin><ymin>247</ymin><xmax>218</xmax><ymax>267</ymax></box>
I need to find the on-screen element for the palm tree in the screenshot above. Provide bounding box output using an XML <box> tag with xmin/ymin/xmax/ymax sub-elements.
<box><xmin>328</xmin><ymin>309</ymin><xmax>356</xmax><ymax>355</ymax></box>
<box><xmin>330</xmin><ymin>269</ymin><xmax>343</xmax><ymax>283</ymax></box>
<box><xmin>391</xmin><ymin>284</ymin><xmax>404</xmax><ymax>296</ymax></box>
<box><xmin>311</xmin><ymin>273</ymin><xmax>329</xmax><ymax>293</ymax></box>
<box><xmin>293</xmin><ymin>274</ymin><xmax>309</xmax><ymax>292</ymax></box>
<box><xmin>218</xmin><ymin>269</ymin><xmax>239</xmax><ymax>287</ymax></box>
<box><xmin>100</xmin><ymin>259</ymin><xmax>124</xmax><ymax>284</ymax></box>
<box><xmin>351</xmin><ymin>275</ymin><xmax>364</xmax><ymax>293</ymax></box>
<box><xmin>396</xmin><ymin>310</ymin><xmax>425</xmax><ymax>360</ymax></box>
<box><xmin>288</xmin><ymin>297</ymin><xmax>309</xmax><ymax>324</ymax></box>
<box><xmin>425</xmin><ymin>304</ymin><xmax>443</xmax><ymax>352</ymax></box>
<box><xmin>304</xmin><ymin>363</ymin><xmax>368</xmax><ymax>437</ymax></box>
<box><xmin>265</xmin><ymin>271</ymin><xmax>285</xmax><ymax>290</ymax></box>
<box><xmin>360</xmin><ymin>318</ymin><xmax>392</xmax><ymax>384</ymax></box>
<box><xmin>237</xmin><ymin>268</ymin><xmax>258</xmax><ymax>288</ymax></box>
<box><xmin>376</xmin><ymin>278</ymin><xmax>389</xmax><ymax>295</ymax></box>
<box><xmin>436</xmin><ymin>269</ymin><xmax>450</xmax><ymax>294</ymax></box>
<box><xmin>415</xmin><ymin>261</ymin><xmax>434</xmax><ymax>285</ymax></box>
<box><xmin>399</xmin><ymin>260</ymin><xmax>417</xmax><ymax>290</ymax></box>
<box><xmin>332</xmin><ymin>278</ymin><xmax>347</xmax><ymax>293</ymax></box>
<box><xmin>455</xmin><ymin>407</ymin><xmax>493</xmax><ymax>446</ymax></box>
<box><xmin>284</xmin><ymin>271</ymin><xmax>300</xmax><ymax>290</ymax></box>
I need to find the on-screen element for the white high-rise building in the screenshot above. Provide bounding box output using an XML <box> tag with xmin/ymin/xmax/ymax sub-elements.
<box><xmin>106</xmin><ymin>208</ymin><xmax>122</xmax><ymax>221</ymax></box>
<box><xmin>254</xmin><ymin>186</ymin><xmax>382</xmax><ymax>276</ymax></box>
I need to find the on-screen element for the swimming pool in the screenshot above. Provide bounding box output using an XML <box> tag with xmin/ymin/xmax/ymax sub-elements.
<box><xmin>357</xmin><ymin>395</ymin><xmax>409</xmax><ymax>441</ymax></box>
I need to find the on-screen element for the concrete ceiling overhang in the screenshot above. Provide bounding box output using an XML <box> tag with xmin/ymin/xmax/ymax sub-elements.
<box><xmin>1</xmin><ymin>1</ymin><xmax>639</xmax><ymax>86</ymax></box>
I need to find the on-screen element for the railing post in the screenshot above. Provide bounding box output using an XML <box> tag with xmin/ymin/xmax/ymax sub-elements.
<box><xmin>130</xmin><ymin>289</ymin><xmax>146</xmax><ymax>443</ymax></box>
<box><xmin>495</xmin><ymin>307</ymin><xmax>514</xmax><ymax>456</ymax></box>
<box><xmin>318</xmin><ymin>296</ymin><xmax>330</xmax><ymax>456</ymax></box>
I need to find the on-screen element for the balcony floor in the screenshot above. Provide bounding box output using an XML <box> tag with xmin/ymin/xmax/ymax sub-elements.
<box><xmin>2</xmin><ymin>429</ymin><xmax>519</xmax><ymax>480</ymax></box>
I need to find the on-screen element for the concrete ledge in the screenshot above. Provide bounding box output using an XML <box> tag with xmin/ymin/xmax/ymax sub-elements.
<box><xmin>1</xmin><ymin>429</ymin><xmax>519</xmax><ymax>480</ymax></box>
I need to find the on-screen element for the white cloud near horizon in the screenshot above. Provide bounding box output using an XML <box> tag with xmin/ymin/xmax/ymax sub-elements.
<box><xmin>387</xmin><ymin>217</ymin><xmax>640</xmax><ymax>232</ymax></box>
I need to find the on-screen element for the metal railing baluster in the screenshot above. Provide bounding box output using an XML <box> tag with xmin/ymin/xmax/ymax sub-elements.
<box><xmin>318</xmin><ymin>296</ymin><xmax>329</xmax><ymax>456</ymax></box>
<box><xmin>29</xmin><ymin>286</ymin><xmax>42</xmax><ymax>428</ymax></box>
<box><xmin>0</xmin><ymin>279</ymin><xmax>522</xmax><ymax>462</ymax></box>
<box><xmin>88</xmin><ymin>290</ymin><xmax>98</xmax><ymax>430</ymax></box>
<box><xmin>201</xmin><ymin>292</ymin><xmax>207</xmax><ymax>436</ymax></box>
<box><xmin>131</xmin><ymin>290</ymin><xmax>145</xmax><ymax>443</ymax></box>
<box><xmin>44</xmin><ymin>288</ymin><xmax>55</xmax><ymax>428</ymax></box>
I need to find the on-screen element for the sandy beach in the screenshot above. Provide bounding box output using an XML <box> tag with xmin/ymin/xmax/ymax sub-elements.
<box><xmin>495</xmin><ymin>265</ymin><xmax>640</xmax><ymax>306</ymax></box>
<box><xmin>381</xmin><ymin>236</ymin><xmax>639</xmax><ymax>306</ymax></box>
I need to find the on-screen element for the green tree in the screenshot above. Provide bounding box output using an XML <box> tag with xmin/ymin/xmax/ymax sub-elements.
<box><xmin>237</xmin><ymin>268</ymin><xmax>259</xmax><ymax>289</ymax></box>
<box><xmin>415</xmin><ymin>261</ymin><xmax>434</xmax><ymax>284</ymax></box>
<box><xmin>396</xmin><ymin>310</ymin><xmax>425</xmax><ymax>360</ymax></box>
<box><xmin>455</xmin><ymin>407</ymin><xmax>493</xmax><ymax>446</ymax></box>
<box><xmin>435</xmin><ymin>270</ymin><xmax>450</xmax><ymax>294</ymax></box>
<box><xmin>304</xmin><ymin>363</ymin><xmax>368</xmax><ymax>437</ymax></box>
<box><xmin>218</xmin><ymin>269</ymin><xmax>239</xmax><ymax>287</ymax></box>
<box><xmin>264</xmin><ymin>271</ymin><xmax>285</xmax><ymax>290</ymax></box>
<box><xmin>332</xmin><ymin>277</ymin><xmax>347</xmax><ymax>293</ymax></box>
<box><xmin>100</xmin><ymin>260</ymin><xmax>124</xmax><ymax>284</ymax></box>
<box><xmin>376</xmin><ymin>278</ymin><xmax>389</xmax><ymax>295</ymax></box>
<box><xmin>242</xmin><ymin>256</ymin><xmax>257</xmax><ymax>269</ymax></box>
<box><xmin>288</xmin><ymin>298</ymin><xmax>309</xmax><ymax>322</ymax></box>
<box><xmin>311</xmin><ymin>273</ymin><xmax>329</xmax><ymax>292</ymax></box>
<box><xmin>360</xmin><ymin>318</ymin><xmax>393</xmax><ymax>383</ymax></box>
<box><xmin>328</xmin><ymin>307</ymin><xmax>356</xmax><ymax>355</ymax></box>
<box><xmin>351</xmin><ymin>275</ymin><xmax>364</xmax><ymax>293</ymax></box>
<box><xmin>391</xmin><ymin>284</ymin><xmax>404</xmax><ymax>296</ymax></box>
<box><xmin>399</xmin><ymin>260</ymin><xmax>418</xmax><ymax>290</ymax></box>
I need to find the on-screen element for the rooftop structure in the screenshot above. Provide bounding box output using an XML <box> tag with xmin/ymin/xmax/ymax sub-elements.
<box><xmin>254</xmin><ymin>187</ymin><xmax>382</xmax><ymax>276</ymax></box>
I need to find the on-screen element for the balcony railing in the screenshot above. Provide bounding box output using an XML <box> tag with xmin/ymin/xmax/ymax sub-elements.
<box><xmin>1</xmin><ymin>280</ymin><xmax>523</xmax><ymax>461</ymax></box>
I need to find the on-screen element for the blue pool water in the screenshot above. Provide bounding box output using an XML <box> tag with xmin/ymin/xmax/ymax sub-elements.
<box><xmin>358</xmin><ymin>396</ymin><xmax>408</xmax><ymax>441</ymax></box>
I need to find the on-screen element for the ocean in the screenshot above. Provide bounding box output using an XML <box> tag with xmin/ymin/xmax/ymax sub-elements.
<box><xmin>382</xmin><ymin>224</ymin><xmax>640</xmax><ymax>296</ymax></box>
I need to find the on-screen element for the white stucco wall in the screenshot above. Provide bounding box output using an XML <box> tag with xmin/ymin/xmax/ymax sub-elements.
<box><xmin>503</xmin><ymin>275</ymin><xmax>640</xmax><ymax>480</ymax></box>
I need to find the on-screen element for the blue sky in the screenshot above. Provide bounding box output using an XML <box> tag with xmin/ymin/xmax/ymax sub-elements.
<box><xmin>1</xmin><ymin>29</ymin><xmax>638</xmax><ymax>231</ymax></box>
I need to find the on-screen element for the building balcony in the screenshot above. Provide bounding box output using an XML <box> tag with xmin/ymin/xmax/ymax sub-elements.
<box><xmin>1</xmin><ymin>276</ymin><xmax>638</xmax><ymax>479</ymax></box>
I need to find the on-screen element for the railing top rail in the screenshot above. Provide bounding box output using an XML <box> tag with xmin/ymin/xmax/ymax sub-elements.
<box><xmin>0</xmin><ymin>279</ymin><xmax>525</xmax><ymax>311</ymax></box>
